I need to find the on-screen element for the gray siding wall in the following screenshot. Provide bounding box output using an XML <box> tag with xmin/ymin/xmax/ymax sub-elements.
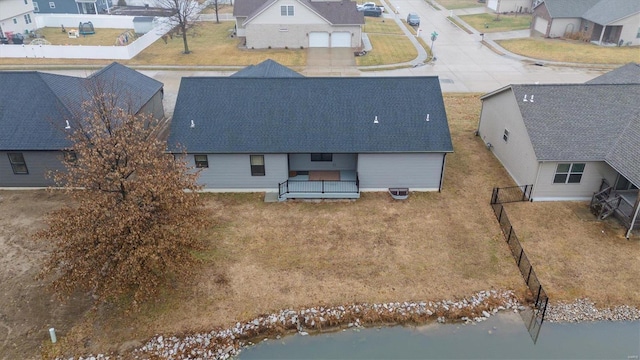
<box><xmin>478</xmin><ymin>89</ymin><xmax>539</xmax><ymax>186</ymax></box>
<box><xmin>190</xmin><ymin>153</ymin><xmax>288</xmax><ymax>190</ymax></box>
<box><xmin>357</xmin><ymin>153</ymin><xmax>444</xmax><ymax>190</ymax></box>
<box><xmin>0</xmin><ymin>151</ymin><xmax>66</xmax><ymax>187</ymax></box>
<box><xmin>289</xmin><ymin>153</ymin><xmax>356</xmax><ymax>171</ymax></box>
<box><xmin>532</xmin><ymin>161</ymin><xmax>618</xmax><ymax>201</ymax></box>
<box><xmin>138</xmin><ymin>90</ymin><xmax>165</xmax><ymax>120</ymax></box>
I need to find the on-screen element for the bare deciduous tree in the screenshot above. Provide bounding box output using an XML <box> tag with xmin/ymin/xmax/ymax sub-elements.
<box><xmin>37</xmin><ymin>85</ymin><xmax>210</xmax><ymax>307</ymax></box>
<box><xmin>155</xmin><ymin>0</ymin><xmax>200</xmax><ymax>54</ymax></box>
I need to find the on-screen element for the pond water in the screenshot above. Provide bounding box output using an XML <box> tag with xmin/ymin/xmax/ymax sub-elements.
<box><xmin>238</xmin><ymin>313</ymin><xmax>640</xmax><ymax>359</ymax></box>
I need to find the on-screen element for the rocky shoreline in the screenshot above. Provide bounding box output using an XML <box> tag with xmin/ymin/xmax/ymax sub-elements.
<box><xmin>57</xmin><ymin>292</ymin><xmax>640</xmax><ymax>360</ymax></box>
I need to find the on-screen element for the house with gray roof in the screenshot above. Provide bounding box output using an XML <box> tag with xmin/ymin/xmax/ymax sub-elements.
<box><xmin>586</xmin><ymin>62</ymin><xmax>640</xmax><ymax>85</ymax></box>
<box><xmin>231</xmin><ymin>59</ymin><xmax>304</xmax><ymax>77</ymax></box>
<box><xmin>477</xmin><ymin>75</ymin><xmax>640</xmax><ymax>236</ymax></box>
<box><xmin>0</xmin><ymin>62</ymin><xmax>164</xmax><ymax>187</ymax></box>
<box><xmin>531</xmin><ymin>0</ymin><xmax>640</xmax><ymax>46</ymax></box>
<box><xmin>168</xmin><ymin>75</ymin><xmax>453</xmax><ymax>200</ymax></box>
<box><xmin>233</xmin><ymin>0</ymin><xmax>364</xmax><ymax>49</ymax></box>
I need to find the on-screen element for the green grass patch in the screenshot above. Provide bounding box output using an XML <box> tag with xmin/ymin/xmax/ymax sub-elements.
<box><xmin>497</xmin><ymin>37</ymin><xmax>640</xmax><ymax>64</ymax></box>
<box><xmin>435</xmin><ymin>0</ymin><xmax>481</xmax><ymax>10</ymax></box>
<box><xmin>447</xmin><ymin>16</ymin><xmax>474</xmax><ymax>33</ymax></box>
<box><xmin>459</xmin><ymin>13</ymin><xmax>532</xmax><ymax>33</ymax></box>
<box><xmin>356</xmin><ymin>34</ymin><xmax>417</xmax><ymax>66</ymax></box>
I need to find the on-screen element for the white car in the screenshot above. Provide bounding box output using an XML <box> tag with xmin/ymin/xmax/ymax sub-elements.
<box><xmin>357</xmin><ymin>2</ymin><xmax>385</xmax><ymax>13</ymax></box>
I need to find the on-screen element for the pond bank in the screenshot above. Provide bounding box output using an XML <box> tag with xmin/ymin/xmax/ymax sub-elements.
<box><xmin>60</xmin><ymin>291</ymin><xmax>640</xmax><ymax>359</ymax></box>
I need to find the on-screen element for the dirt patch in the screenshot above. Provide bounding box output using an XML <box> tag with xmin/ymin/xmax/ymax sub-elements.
<box><xmin>0</xmin><ymin>191</ymin><xmax>91</xmax><ymax>360</ymax></box>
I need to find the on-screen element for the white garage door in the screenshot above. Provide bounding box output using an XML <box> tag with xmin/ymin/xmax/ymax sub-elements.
<box><xmin>331</xmin><ymin>32</ymin><xmax>351</xmax><ymax>47</ymax></box>
<box><xmin>533</xmin><ymin>17</ymin><xmax>548</xmax><ymax>35</ymax></box>
<box><xmin>487</xmin><ymin>0</ymin><xmax>498</xmax><ymax>11</ymax></box>
<box><xmin>309</xmin><ymin>32</ymin><xmax>329</xmax><ymax>47</ymax></box>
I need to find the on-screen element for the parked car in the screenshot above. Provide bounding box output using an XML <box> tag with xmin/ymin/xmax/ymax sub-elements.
<box><xmin>363</xmin><ymin>7</ymin><xmax>382</xmax><ymax>17</ymax></box>
<box><xmin>357</xmin><ymin>2</ymin><xmax>384</xmax><ymax>13</ymax></box>
<box><xmin>407</xmin><ymin>13</ymin><xmax>420</xmax><ymax>26</ymax></box>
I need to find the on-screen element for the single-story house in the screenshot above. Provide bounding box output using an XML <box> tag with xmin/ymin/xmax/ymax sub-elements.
<box><xmin>233</xmin><ymin>0</ymin><xmax>364</xmax><ymax>49</ymax></box>
<box><xmin>168</xmin><ymin>72</ymin><xmax>453</xmax><ymax>200</ymax></box>
<box><xmin>531</xmin><ymin>0</ymin><xmax>640</xmax><ymax>46</ymax></box>
<box><xmin>0</xmin><ymin>62</ymin><xmax>164</xmax><ymax>187</ymax></box>
<box><xmin>486</xmin><ymin>0</ymin><xmax>533</xmax><ymax>14</ymax></box>
<box><xmin>477</xmin><ymin>68</ymin><xmax>640</xmax><ymax>235</ymax></box>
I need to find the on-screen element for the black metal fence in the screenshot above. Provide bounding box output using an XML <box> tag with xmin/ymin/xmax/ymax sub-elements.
<box><xmin>490</xmin><ymin>186</ymin><xmax>548</xmax><ymax>343</ymax></box>
<box><xmin>491</xmin><ymin>184</ymin><xmax>533</xmax><ymax>204</ymax></box>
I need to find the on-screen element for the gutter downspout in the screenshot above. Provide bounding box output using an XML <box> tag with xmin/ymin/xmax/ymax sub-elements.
<box><xmin>626</xmin><ymin>194</ymin><xmax>640</xmax><ymax>239</ymax></box>
<box><xmin>531</xmin><ymin>161</ymin><xmax>543</xmax><ymax>201</ymax></box>
<box><xmin>438</xmin><ymin>153</ymin><xmax>447</xmax><ymax>193</ymax></box>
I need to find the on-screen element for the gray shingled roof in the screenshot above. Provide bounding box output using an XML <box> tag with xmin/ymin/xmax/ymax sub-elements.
<box><xmin>581</xmin><ymin>0</ymin><xmax>640</xmax><ymax>24</ymax></box>
<box><xmin>541</xmin><ymin>0</ymin><xmax>639</xmax><ymax>24</ymax></box>
<box><xmin>0</xmin><ymin>62</ymin><xmax>163</xmax><ymax>151</ymax></box>
<box><xmin>169</xmin><ymin>77</ymin><xmax>452</xmax><ymax>154</ymax></box>
<box><xmin>234</xmin><ymin>0</ymin><xmax>364</xmax><ymax>25</ymax></box>
<box><xmin>541</xmin><ymin>0</ymin><xmax>599</xmax><ymax>18</ymax></box>
<box><xmin>231</xmin><ymin>59</ymin><xmax>304</xmax><ymax>78</ymax></box>
<box><xmin>489</xmin><ymin>83</ymin><xmax>640</xmax><ymax>187</ymax></box>
<box><xmin>587</xmin><ymin>63</ymin><xmax>640</xmax><ymax>84</ymax></box>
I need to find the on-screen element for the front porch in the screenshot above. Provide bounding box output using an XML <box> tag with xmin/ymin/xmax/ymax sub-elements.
<box><xmin>278</xmin><ymin>170</ymin><xmax>360</xmax><ymax>200</ymax></box>
<box><xmin>590</xmin><ymin>179</ymin><xmax>640</xmax><ymax>232</ymax></box>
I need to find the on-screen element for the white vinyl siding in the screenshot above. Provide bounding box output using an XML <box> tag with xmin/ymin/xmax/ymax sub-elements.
<box><xmin>532</xmin><ymin>161</ymin><xmax>618</xmax><ymax>200</ymax></box>
<box><xmin>357</xmin><ymin>153</ymin><xmax>444</xmax><ymax>191</ymax></box>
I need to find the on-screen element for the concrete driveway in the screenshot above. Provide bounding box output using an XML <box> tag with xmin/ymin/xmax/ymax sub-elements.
<box><xmin>304</xmin><ymin>48</ymin><xmax>360</xmax><ymax>77</ymax></box>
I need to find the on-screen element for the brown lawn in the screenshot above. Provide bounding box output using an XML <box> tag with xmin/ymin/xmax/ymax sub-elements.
<box><xmin>1</xmin><ymin>95</ymin><xmax>637</xmax><ymax>359</ymax></box>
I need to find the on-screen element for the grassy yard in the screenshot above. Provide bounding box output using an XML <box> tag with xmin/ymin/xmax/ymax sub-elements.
<box><xmin>128</xmin><ymin>22</ymin><xmax>306</xmax><ymax>67</ymax></box>
<box><xmin>4</xmin><ymin>94</ymin><xmax>638</xmax><ymax>359</ymax></box>
<box><xmin>460</xmin><ymin>13</ymin><xmax>532</xmax><ymax>33</ymax></box>
<box><xmin>505</xmin><ymin>201</ymin><xmax>640</xmax><ymax>307</ymax></box>
<box><xmin>497</xmin><ymin>38</ymin><xmax>640</xmax><ymax>64</ymax></box>
<box><xmin>0</xmin><ymin>22</ymin><xmax>307</xmax><ymax>67</ymax></box>
<box><xmin>31</xmin><ymin>27</ymin><xmax>133</xmax><ymax>46</ymax></box>
<box><xmin>200</xmin><ymin>4</ymin><xmax>233</xmax><ymax>14</ymax></box>
<box><xmin>435</xmin><ymin>0</ymin><xmax>483</xmax><ymax>10</ymax></box>
<box><xmin>358</xmin><ymin>18</ymin><xmax>417</xmax><ymax>66</ymax></box>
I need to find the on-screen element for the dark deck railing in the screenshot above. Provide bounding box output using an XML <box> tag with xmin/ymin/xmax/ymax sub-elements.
<box><xmin>279</xmin><ymin>173</ymin><xmax>359</xmax><ymax>198</ymax></box>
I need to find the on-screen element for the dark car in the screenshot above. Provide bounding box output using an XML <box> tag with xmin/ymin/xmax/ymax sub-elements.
<box><xmin>407</xmin><ymin>13</ymin><xmax>420</xmax><ymax>26</ymax></box>
<box><xmin>363</xmin><ymin>7</ymin><xmax>382</xmax><ymax>17</ymax></box>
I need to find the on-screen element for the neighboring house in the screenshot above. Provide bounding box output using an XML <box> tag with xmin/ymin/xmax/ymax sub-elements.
<box><xmin>233</xmin><ymin>0</ymin><xmax>364</xmax><ymax>49</ymax></box>
<box><xmin>0</xmin><ymin>62</ymin><xmax>164</xmax><ymax>187</ymax></box>
<box><xmin>168</xmin><ymin>67</ymin><xmax>453</xmax><ymax>200</ymax></box>
<box><xmin>531</xmin><ymin>0</ymin><xmax>640</xmax><ymax>46</ymax></box>
<box><xmin>231</xmin><ymin>58</ymin><xmax>304</xmax><ymax>77</ymax></box>
<box><xmin>33</xmin><ymin>0</ymin><xmax>113</xmax><ymax>14</ymax></box>
<box><xmin>586</xmin><ymin>62</ymin><xmax>640</xmax><ymax>84</ymax></box>
<box><xmin>477</xmin><ymin>67</ymin><xmax>640</xmax><ymax>235</ymax></box>
<box><xmin>486</xmin><ymin>0</ymin><xmax>533</xmax><ymax>13</ymax></box>
<box><xmin>0</xmin><ymin>0</ymin><xmax>37</xmax><ymax>38</ymax></box>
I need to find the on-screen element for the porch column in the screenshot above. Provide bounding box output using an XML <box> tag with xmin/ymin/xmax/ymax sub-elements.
<box><xmin>626</xmin><ymin>194</ymin><xmax>640</xmax><ymax>239</ymax></box>
<box><xmin>598</xmin><ymin>26</ymin><xmax>605</xmax><ymax>45</ymax></box>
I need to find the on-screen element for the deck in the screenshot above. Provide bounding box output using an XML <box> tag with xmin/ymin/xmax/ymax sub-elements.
<box><xmin>591</xmin><ymin>186</ymin><xmax>639</xmax><ymax>230</ymax></box>
<box><xmin>278</xmin><ymin>170</ymin><xmax>360</xmax><ymax>200</ymax></box>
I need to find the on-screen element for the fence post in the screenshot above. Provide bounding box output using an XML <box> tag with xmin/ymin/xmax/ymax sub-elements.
<box><xmin>518</xmin><ymin>248</ymin><xmax>524</xmax><ymax>266</ymax></box>
<box><xmin>526</xmin><ymin>266</ymin><xmax>532</xmax><ymax>286</ymax></box>
<box><xmin>540</xmin><ymin>297</ymin><xmax>549</xmax><ymax>324</ymax></box>
<box><xmin>498</xmin><ymin>205</ymin><xmax>503</xmax><ymax>222</ymax></box>
<box><xmin>491</xmin><ymin>188</ymin><xmax>497</xmax><ymax>204</ymax></box>
<box><xmin>507</xmin><ymin>227</ymin><xmax>513</xmax><ymax>244</ymax></box>
<box><xmin>522</xmin><ymin>185</ymin><xmax>528</xmax><ymax>201</ymax></box>
<box><xmin>534</xmin><ymin>284</ymin><xmax>541</xmax><ymax>307</ymax></box>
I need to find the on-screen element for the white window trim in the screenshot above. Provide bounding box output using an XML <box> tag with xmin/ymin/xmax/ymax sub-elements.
<box><xmin>553</xmin><ymin>163</ymin><xmax>585</xmax><ymax>184</ymax></box>
<box><xmin>280</xmin><ymin>5</ymin><xmax>294</xmax><ymax>16</ymax></box>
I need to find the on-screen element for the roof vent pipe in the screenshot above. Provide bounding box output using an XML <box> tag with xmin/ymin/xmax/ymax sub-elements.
<box><xmin>374</xmin><ymin>116</ymin><xmax>379</xmax><ymax>124</ymax></box>
<box><xmin>190</xmin><ymin>120</ymin><xmax>195</xmax><ymax>128</ymax></box>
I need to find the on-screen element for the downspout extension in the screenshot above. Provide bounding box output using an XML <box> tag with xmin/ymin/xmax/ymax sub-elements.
<box><xmin>438</xmin><ymin>153</ymin><xmax>447</xmax><ymax>193</ymax></box>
